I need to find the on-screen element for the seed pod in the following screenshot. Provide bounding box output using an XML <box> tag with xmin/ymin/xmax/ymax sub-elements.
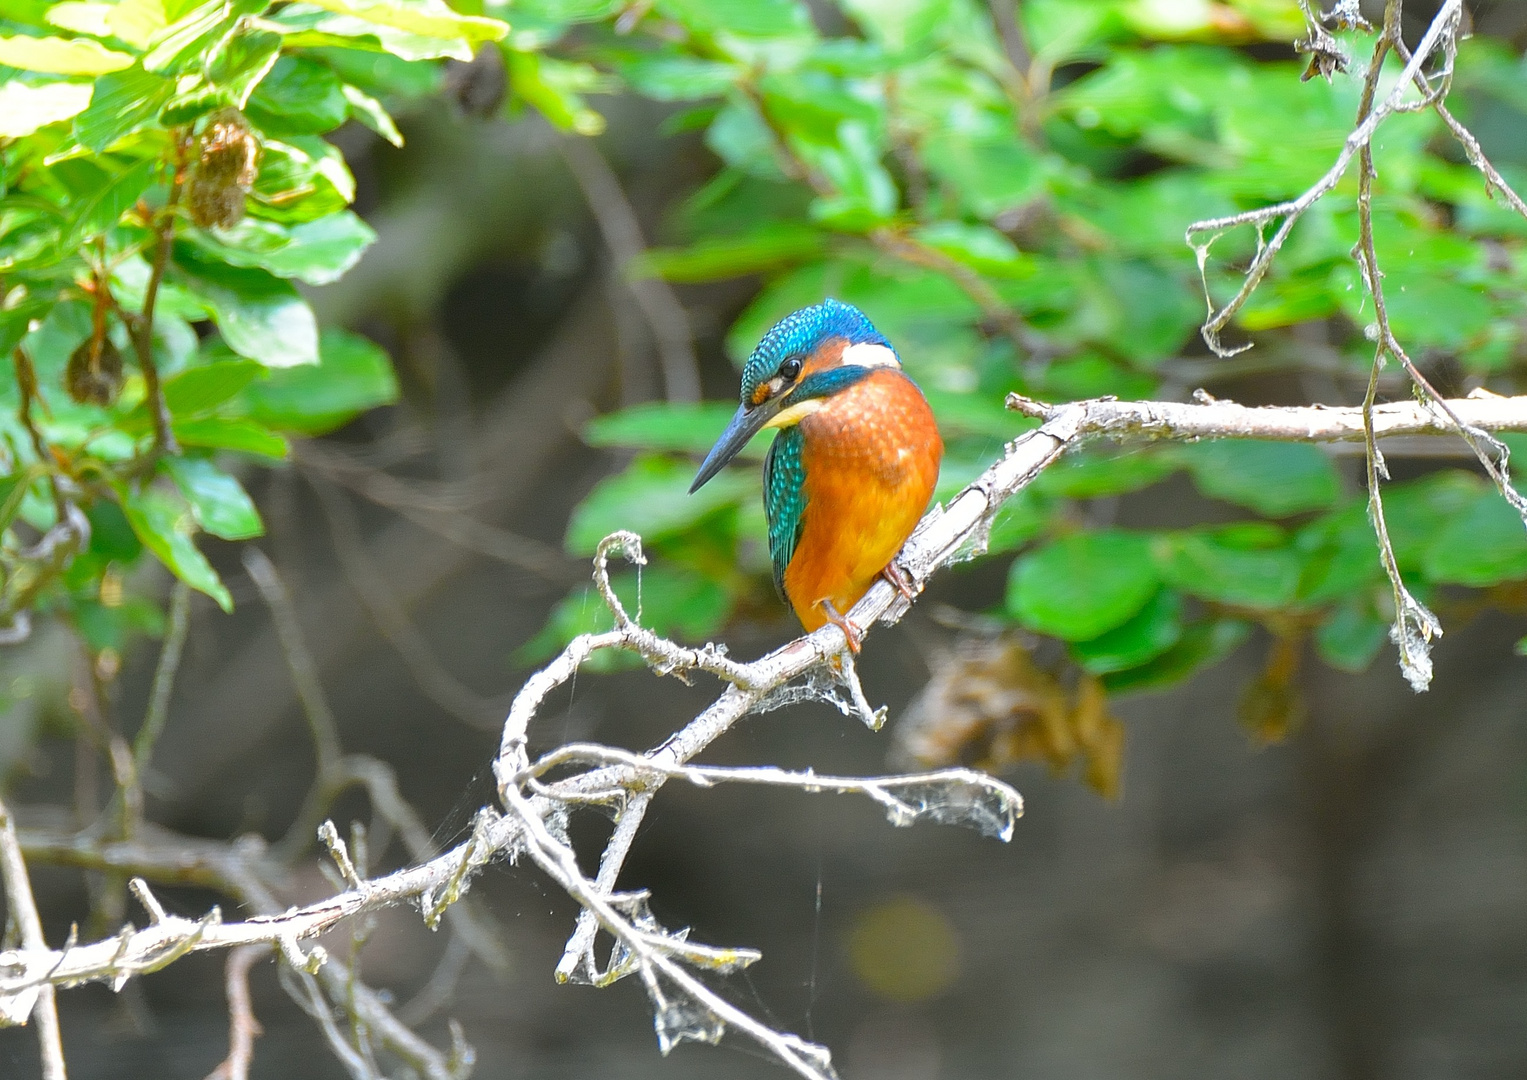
<box><xmin>66</xmin><ymin>335</ymin><xmax>124</xmax><ymax>406</ymax></box>
<box><xmin>188</xmin><ymin>108</ymin><xmax>260</xmax><ymax>229</ymax></box>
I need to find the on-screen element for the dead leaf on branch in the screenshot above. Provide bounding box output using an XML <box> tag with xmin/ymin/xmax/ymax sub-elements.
<box><xmin>894</xmin><ymin>636</ymin><xmax>1125</xmax><ymax>799</ymax></box>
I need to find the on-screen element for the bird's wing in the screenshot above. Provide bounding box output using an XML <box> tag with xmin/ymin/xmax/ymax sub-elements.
<box><xmin>762</xmin><ymin>427</ymin><xmax>806</xmax><ymax>603</ymax></box>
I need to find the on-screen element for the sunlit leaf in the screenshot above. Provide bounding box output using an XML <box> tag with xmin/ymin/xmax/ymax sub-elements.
<box><xmin>0</xmin><ymin>80</ymin><xmax>93</xmax><ymax>137</ymax></box>
<box><xmin>0</xmin><ymin>35</ymin><xmax>134</xmax><ymax>75</ymax></box>
<box><xmin>186</xmin><ymin>211</ymin><xmax>377</xmax><ymax>286</ymax></box>
<box><xmin>173</xmin><ymin>250</ymin><xmax>320</xmax><ymax>367</ymax></box>
<box><xmin>235</xmin><ymin>327</ymin><xmax>398</xmax><ymax>434</ymax></box>
<box><xmin>122</xmin><ymin>486</ymin><xmax>233</xmax><ymax>610</ymax></box>
<box><xmin>161</xmin><ymin>456</ymin><xmax>264</xmax><ymax>540</ymax></box>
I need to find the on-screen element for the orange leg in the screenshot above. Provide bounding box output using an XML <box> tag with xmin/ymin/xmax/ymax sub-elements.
<box><xmin>881</xmin><ymin>559</ymin><xmax>918</xmax><ymax>601</ymax></box>
<box><xmin>817</xmin><ymin>599</ymin><xmax>863</xmax><ymax>654</ymax></box>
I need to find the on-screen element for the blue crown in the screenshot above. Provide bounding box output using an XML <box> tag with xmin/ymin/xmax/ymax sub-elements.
<box><xmin>740</xmin><ymin>298</ymin><xmax>893</xmax><ymax>402</ymax></box>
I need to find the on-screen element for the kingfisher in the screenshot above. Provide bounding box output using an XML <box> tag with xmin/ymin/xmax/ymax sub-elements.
<box><xmin>690</xmin><ymin>299</ymin><xmax>943</xmax><ymax>651</ymax></box>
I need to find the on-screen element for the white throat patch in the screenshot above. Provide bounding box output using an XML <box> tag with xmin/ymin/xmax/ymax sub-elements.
<box><xmin>840</xmin><ymin>342</ymin><xmax>900</xmax><ymax>369</ymax></box>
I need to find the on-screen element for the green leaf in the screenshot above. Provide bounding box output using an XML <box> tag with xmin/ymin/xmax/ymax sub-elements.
<box><xmin>100</xmin><ymin>0</ymin><xmax>171</xmax><ymax>49</ymax></box>
<box><xmin>236</xmin><ymin>327</ymin><xmax>398</xmax><ymax>434</ymax></box>
<box><xmin>71</xmin><ymin>66</ymin><xmax>174</xmax><ymax>151</ymax></box>
<box><xmin>566</xmin><ymin>454</ymin><xmax>750</xmax><ymax>556</ymax></box>
<box><xmin>798</xmin><ymin>122</ymin><xmax>897</xmax><ymax>229</ymax></box>
<box><xmin>341</xmin><ymin>83</ymin><xmax>403</xmax><ymax>147</ymax></box>
<box><xmin>86</xmin><ymin>500</ymin><xmax>142</xmax><ymax>562</ymax></box>
<box><xmin>171</xmin><ymin>417</ymin><xmax>289</xmax><ymax>459</ymax></box>
<box><xmin>1034</xmin><ymin>446</ymin><xmax>1177</xmax><ymax>499</ymax></box>
<box><xmin>0</xmin><ymin>35</ymin><xmax>134</xmax><ymax>74</ymax></box>
<box><xmin>653</xmin><ymin>0</ymin><xmax>812</xmax><ymax>38</ymax></box>
<box><xmin>619</xmin><ymin>56</ymin><xmax>736</xmax><ymax>102</ymax></box>
<box><xmin>46</xmin><ymin>3</ymin><xmax>118</xmax><ymax>37</ymax></box>
<box><xmin>205</xmin><ymin>26</ymin><xmax>283</xmax><ymax>108</ymax></box>
<box><xmin>1102</xmin><ymin>617</ymin><xmax>1252</xmax><ymax>694</ymax></box>
<box><xmin>64</xmin><ymin>156</ymin><xmax>158</xmax><ymax>249</ymax></box>
<box><xmin>0</xmin><ymin>80</ymin><xmax>93</xmax><ymax>137</ymax></box>
<box><xmin>583</xmin><ymin>402</ymin><xmax>770</xmax><ymax>458</ymax></box>
<box><xmin>186</xmin><ymin>211</ymin><xmax>377</xmax><ymax>286</ymax></box>
<box><xmin>508</xmin><ymin>52</ymin><xmax>606</xmax><ymax>135</ymax></box>
<box><xmin>1296</xmin><ymin>511</ymin><xmax>1380</xmax><ymax>605</ymax></box>
<box><xmin>631</xmin><ymin>225</ymin><xmax>826</xmax><ymax>283</ymax></box>
<box><xmin>72</xmin><ymin>596</ymin><xmax>166</xmax><ymax>653</ymax></box>
<box><xmin>839</xmin><ymin>0</ymin><xmax>951</xmax><ymax>53</ymax></box>
<box><xmin>116</xmin><ymin>360</ymin><xmax>266</xmax><ymax>440</ymax></box>
<box><xmin>162</xmin><ymin>359</ymin><xmax>265</xmax><ymax>417</ymax></box>
<box><xmin>302</xmin><ymin>0</ymin><xmax>508</xmax><ymax>44</ymax></box>
<box><xmin>173</xmin><ymin>251</ymin><xmax>320</xmax><ymax>366</ymax></box>
<box><xmin>1181</xmin><ymin>440</ymin><xmax>1342</xmax><ymax>517</ymax></box>
<box><xmin>1382</xmin><ymin>471</ymin><xmax>1487</xmax><ymax>571</ymax></box>
<box><xmin>1422</xmin><ymin>490</ymin><xmax>1527</xmax><ymax>586</ymax></box>
<box><xmin>1071</xmin><ymin>587</ymin><xmax>1183</xmax><ymax>674</ymax></box>
<box><xmin>142</xmin><ymin>0</ymin><xmax>248</xmax><ymax>74</ymax></box>
<box><xmin>122</xmin><ymin>486</ymin><xmax>233</xmax><ymax>610</ymax></box>
<box><xmin>913</xmin><ymin>222</ymin><xmax>1031</xmax><ymax>278</ymax></box>
<box><xmin>249</xmin><ymin>136</ymin><xmax>355</xmax><ymax>223</ymax></box>
<box><xmin>1008</xmin><ymin>529</ymin><xmax>1159</xmax><ymax>641</ymax></box>
<box><xmin>1154</xmin><ymin>524</ymin><xmax>1303</xmax><ymax>609</ymax></box>
<box><xmin>981</xmin><ymin>489</ymin><xmax>1053</xmax><ymax>555</ymax></box>
<box><xmin>245</xmin><ymin>55</ymin><xmax>351</xmax><ymax>136</ymax></box>
<box><xmin>161</xmin><ymin>457</ymin><xmax>264</xmax><ymax>540</ymax></box>
<box><xmin>1315</xmin><ymin>599</ymin><xmax>1388</xmax><ymax>673</ymax></box>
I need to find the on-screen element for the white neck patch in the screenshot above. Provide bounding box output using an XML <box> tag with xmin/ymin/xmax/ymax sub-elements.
<box><xmin>840</xmin><ymin>342</ymin><xmax>900</xmax><ymax>369</ymax></box>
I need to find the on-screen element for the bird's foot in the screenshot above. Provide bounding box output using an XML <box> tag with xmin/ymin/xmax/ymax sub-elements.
<box><xmin>881</xmin><ymin>560</ymin><xmax>919</xmax><ymax>602</ymax></box>
<box><xmin>817</xmin><ymin>600</ymin><xmax>863</xmax><ymax>654</ymax></box>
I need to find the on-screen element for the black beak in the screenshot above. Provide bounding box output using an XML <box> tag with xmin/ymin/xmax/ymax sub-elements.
<box><xmin>690</xmin><ymin>398</ymin><xmax>780</xmax><ymax>493</ymax></box>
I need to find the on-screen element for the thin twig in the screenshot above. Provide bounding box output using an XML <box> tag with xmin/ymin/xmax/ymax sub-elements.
<box><xmin>308</xmin><ymin>475</ymin><xmax>506</xmax><ymax>730</ymax></box>
<box><xmin>558</xmin><ymin>134</ymin><xmax>701</xmax><ymax>403</ymax></box>
<box><xmin>123</xmin><ymin>580</ymin><xmax>192</xmax><ymax>837</ymax></box>
<box><xmin>1185</xmin><ymin>0</ymin><xmax>1463</xmax><ymax>355</ymax></box>
<box><xmin>205</xmin><ymin>945</ymin><xmax>267</xmax><ymax>1080</ymax></box>
<box><xmin>0</xmin><ymin>796</ymin><xmax>67</xmax><ymax>1079</ymax></box>
<box><xmin>242</xmin><ymin>549</ymin><xmax>342</xmax><ymax>779</ymax></box>
<box><xmin>131</xmin><ymin>138</ymin><xmax>189</xmax><ymax>456</ymax></box>
<box><xmin>296</xmin><ymin>444</ymin><xmax>575</xmax><ymax>581</ymax></box>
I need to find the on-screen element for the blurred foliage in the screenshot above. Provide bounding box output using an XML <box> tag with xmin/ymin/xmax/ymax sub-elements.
<box><xmin>6</xmin><ymin>0</ymin><xmax>1527</xmax><ymax>796</ymax></box>
<box><xmin>500</xmin><ymin>0</ymin><xmax>1527</xmax><ymax>774</ymax></box>
<box><xmin>0</xmin><ymin>0</ymin><xmax>496</xmax><ymax>654</ymax></box>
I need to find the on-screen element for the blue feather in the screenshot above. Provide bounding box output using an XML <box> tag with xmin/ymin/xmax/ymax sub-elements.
<box><xmin>762</xmin><ymin>425</ymin><xmax>806</xmax><ymax>601</ymax></box>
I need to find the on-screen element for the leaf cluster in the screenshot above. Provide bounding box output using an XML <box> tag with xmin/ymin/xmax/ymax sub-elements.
<box><xmin>0</xmin><ymin>0</ymin><xmax>504</xmax><ymax>647</ymax></box>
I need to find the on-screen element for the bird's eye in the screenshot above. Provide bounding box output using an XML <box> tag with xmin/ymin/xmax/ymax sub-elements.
<box><xmin>779</xmin><ymin>357</ymin><xmax>803</xmax><ymax>381</ymax></box>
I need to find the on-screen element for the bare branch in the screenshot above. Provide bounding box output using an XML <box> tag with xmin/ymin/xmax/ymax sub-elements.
<box><xmin>1186</xmin><ymin>0</ymin><xmax>1463</xmax><ymax>355</ymax></box>
<box><xmin>205</xmin><ymin>945</ymin><xmax>266</xmax><ymax>1080</ymax></box>
<box><xmin>1002</xmin><ymin>391</ymin><xmax>1527</xmax><ymax>443</ymax></box>
<box><xmin>0</xmin><ymin>796</ymin><xmax>67</xmax><ymax>1078</ymax></box>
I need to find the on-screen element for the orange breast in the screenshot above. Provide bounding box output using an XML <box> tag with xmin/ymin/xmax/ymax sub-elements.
<box><xmin>783</xmin><ymin>369</ymin><xmax>942</xmax><ymax>631</ymax></box>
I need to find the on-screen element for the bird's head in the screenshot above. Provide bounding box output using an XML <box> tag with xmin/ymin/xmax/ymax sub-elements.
<box><xmin>690</xmin><ymin>298</ymin><xmax>899</xmax><ymax>493</ymax></box>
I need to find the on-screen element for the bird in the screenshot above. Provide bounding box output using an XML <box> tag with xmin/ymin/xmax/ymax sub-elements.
<box><xmin>689</xmin><ymin>298</ymin><xmax>943</xmax><ymax>652</ymax></box>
